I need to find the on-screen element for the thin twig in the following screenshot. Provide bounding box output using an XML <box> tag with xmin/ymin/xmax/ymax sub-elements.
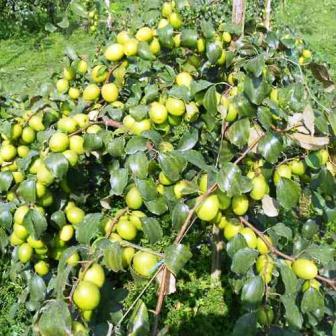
<box><xmin>234</xmin><ymin>133</ymin><xmax>265</xmax><ymax>165</ymax></box>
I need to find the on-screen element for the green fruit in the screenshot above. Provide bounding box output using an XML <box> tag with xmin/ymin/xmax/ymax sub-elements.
<box><xmin>13</xmin><ymin>223</ymin><xmax>28</xmax><ymax>240</ymax></box>
<box><xmin>63</xmin><ymin>66</ymin><xmax>75</xmax><ymax>80</ymax></box>
<box><xmin>73</xmin><ymin>114</ymin><xmax>89</xmax><ymax>128</ymax></box>
<box><xmin>56</xmin><ymin>79</ymin><xmax>69</xmax><ymax>93</ymax></box>
<box><xmin>14</xmin><ymin>205</ymin><xmax>29</xmax><ymax>225</ymax></box>
<box><xmin>83</xmin><ymin>263</ymin><xmax>105</xmax><ymax>288</ymax></box>
<box><xmin>125</xmin><ymin>186</ymin><xmax>143</xmax><ymax>209</ymax></box>
<box><xmin>72</xmin><ymin>321</ymin><xmax>88</xmax><ymax>335</ymax></box>
<box><xmin>18</xmin><ymin>243</ymin><xmax>33</xmax><ymax>263</ymax></box>
<box><xmin>129</xmin><ymin>211</ymin><xmax>145</xmax><ymax>230</ymax></box>
<box><xmin>73</xmin><ymin>281</ymin><xmax>100</xmax><ymax>310</ymax></box>
<box><xmin>196</xmin><ymin>194</ymin><xmax>219</xmax><ymax>221</ymax></box>
<box><xmin>57</xmin><ymin>117</ymin><xmax>78</xmax><ymax>133</ymax></box>
<box><xmin>49</xmin><ymin>132</ymin><xmax>69</xmax><ymax>152</ymax></box>
<box><xmin>273</xmin><ymin>164</ymin><xmax>292</xmax><ymax>184</ymax></box>
<box><xmin>232</xmin><ymin>195</ymin><xmax>249</xmax><ymax>215</ymax></box>
<box><xmin>67</xmin><ymin>252</ymin><xmax>80</xmax><ymax>266</ymax></box>
<box><xmin>166</xmin><ymin>97</ymin><xmax>185</xmax><ymax>116</ymax></box>
<box><xmin>290</xmin><ymin>160</ymin><xmax>305</xmax><ymax>176</ymax></box>
<box><xmin>77</xmin><ymin>59</ymin><xmax>88</xmax><ymax>74</ymax></box>
<box><xmin>21</xmin><ymin>127</ymin><xmax>36</xmax><ymax>143</ymax></box>
<box><xmin>124</xmin><ymin>39</ymin><xmax>138</xmax><ymax>56</ymax></box>
<box><xmin>37</xmin><ymin>165</ymin><xmax>54</xmax><ymax>186</ymax></box>
<box><xmin>131</xmin><ymin>119</ymin><xmax>151</xmax><ymax>135</ymax></box>
<box><xmin>136</xmin><ymin>27</ymin><xmax>153</xmax><ymax>42</ymax></box>
<box><xmin>198</xmin><ymin>174</ymin><xmax>208</xmax><ymax>193</ymax></box>
<box><xmin>302</xmin><ymin>279</ymin><xmax>321</xmax><ymax>292</ymax></box>
<box><xmin>133</xmin><ymin>251</ymin><xmax>158</xmax><ymax>277</ymax></box>
<box><xmin>70</xmin><ymin>135</ymin><xmax>85</xmax><ymax>154</ymax></box>
<box><xmin>317</xmin><ymin>149</ymin><xmax>328</xmax><ymax>165</ymax></box>
<box><xmin>63</xmin><ymin>149</ymin><xmax>78</xmax><ymax>166</ymax></box>
<box><xmin>250</xmin><ymin>175</ymin><xmax>268</xmax><ymax>201</ymax></box>
<box><xmin>105</xmin><ymin>43</ymin><xmax>125</xmax><ymax>61</ymax></box>
<box><xmin>17</xmin><ymin>145</ymin><xmax>29</xmax><ymax>158</ymax></box>
<box><xmin>174</xmin><ymin>180</ymin><xmax>189</xmax><ymax>199</ymax></box>
<box><xmin>83</xmin><ymin>84</ymin><xmax>100</xmax><ymax>101</ymax></box>
<box><xmin>122</xmin><ymin>247</ymin><xmax>135</xmax><ymax>267</ymax></box>
<box><xmin>0</xmin><ymin>143</ymin><xmax>17</xmax><ymax>161</ymax></box>
<box><xmin>257</xmin><ymin>236</ymin><xmax>272</xmax><ymax>254</ymax></box>
<box><xmin>116</xmin><ymin>219</ymin><xmax>137</xmax><ymax>240</ymax></box>
<box><xmin>34</xmin><ymin>260</ymin><xmax>49</xmax><ymax>276</ymax></box>
<box><xmin>91</xmin><ymin>65</ymin><xmax>108</xmax><ymax>83</ymax></box>
<box><xmin>162</xmin><ymin>2</ymin><xmax>173</xmax><ymax>17</ymax></box>
<box><xmin>29</xmin><ymin>115</ymin><xmax>45</xmax><ymax>131</ymax></box>
<box><xmin>101</xmin><ymin>83</ymin><xmax>119</xmax><ymax>103</ymax></box>
<box><xmin>256</xmin><ymin>255</ymin><xmax>273</xmax><ymax>284</ymax></box>
<box><xmin>217</xmin><ymin>191</ymin><xmax>231</xmax><ymax>210</ymax></box>
<box><xmin>10</xmin><ymin>233</ymin><xmax>24</xmax><ymax>246</ymax></box>
<box><xmin>302</xmin><ymin>220</ymin><xmax>319</xmax><ymax>239</ymax></box>
<box><xmin>66</xmin><ymin>206</ymin><xmax>85</xmax><ymax>225</ymax></box>
<box><xmin>176</xmin><ymin>72</ymin><xmax>193</xmax><ymax>87</ymax></box>
<box><xmin>292</xmin><ymin>258</ymin><xmax>318</xmax><ymax>280</ymax></box>
<box><xmin>27</xmin><ymin>236</ymin><xmax>45</xmax><ymax>248</ymax></box>
<box><xmin>226</xmin><ymin>103</ymin><xmax>238</xmax><ymax>121</ymax></box>
<box><xmin>159</xmin><ymin>171</ymin><xmax>173</xmax><ymax>185</ymax></box>
<box><xmin>149</xmin><ymin>102</ymin><xmax>168</xmax><ymax>124</ymax></box>
<box><xmin>169</xmin><ymin>12</ymin><xmax>182</xmax><ymax>29</ymax></box>
<box><xmin>257</xmin><ymin>306</ymin><xmax>274</xmax><ymax>326</ymax></box>
<box><xmin>149</xmin><ymin>38</ymin><xmax>161</xmax><ymax>55</ymax></box>
<box><xmin>11</xmin><ymin>123</ymin><xmax>23</xmax><ymax>140</ymax></box>
<box><xmin>59</xmin><ymin>225</ymin><xmax>74</xmax><ymax>242</ymax></box>
<box><xmin>224</xmin><ymin>220</ymin><xmax>242</xmax><ymax>240</ymax></box>
<box><xmin>184</xmin><ymin>102</ymin><xmax>199</xmax><ymax>122</ymax></box>
<box><xmin>240</xmin><ymin>228</ymin><xmax>257</xmax><ymax>249</ymax></box>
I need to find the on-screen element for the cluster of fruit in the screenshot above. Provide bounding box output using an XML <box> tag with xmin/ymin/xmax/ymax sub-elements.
<box><xmin>82</xmin><ymin>0</ymin><xmax>99</xmax><ymax>32</ymax></box>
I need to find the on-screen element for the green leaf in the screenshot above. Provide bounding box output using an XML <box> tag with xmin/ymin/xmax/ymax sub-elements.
<box><xmin>301</xmin><ymin>289</ymin><xmax>324</xmax><ymax>314</ymax></box>
<box><xmin>145</xmin><ymin>198</ymin><xmax>168</xmax><ymax>215</ymax></box>
<box><xmin>70</xmin><ymin>1</ymin><xmax>88</xmax><ymax>17</ymax></box>
<box><xmin>126</xmin><ymin>136</ymin><xmax>148</xmax><ymax>154</ymax></box>
<box><xmin>103</xmin><ymin>241</ymin><xmax>124</xmax><ymax>272</ymax></box>
<box><xmin>241</xmin><ymin>276</ymin><xmax>265</xmax><ymax>305</ymax></box>
<box><xmin>158</xmin><ymin>152</ymin><xmax>186</xmax><ymax>182</ymax></box>
<box><xmin>23</xmin><ymin>209</ymin><xmax>47</xmax><ymax>239</ymax></box>
<box><xmin>203</xmin><ymin>86</ymin><xmax>217</xmax><ymax>115</ymax></box>
<box><xmin>157</xmin><ymin>24</ymin><xmax>174</xmax><ymax>49</ymax></box>
<box><xmin>45</xmin><ymin>153</ymin><xmax>69</xmax><ymax>179</ymax></box>
<box><xmin>177</xmin><ymin>129</ymin><xmax>198</xmax><ymax>151</ymax></box>
<box><xmin>0</xmin><ymin>171</ymin><xmax>13</xmax><ymax>192</ymax></box>
<box><xmin>190</xmin><ymin>80</ymin><xmax>213</xmax><ymax>96</ymax></box>
<box><xmin>244</xmin><ymin>76</ymin><xmax>271</xmax><ymax>105</ymax></box>
<box><xmin>231</xmin><ymin>247</ymin><xmax>258</xmax><ymax>275</ymax></box>
<box><xmin>45</xmin><ymin>23</ymin><xmax>57</xmax><ymax>33</ymax></box>
<box><xmin>181</xmin><ymin>29</ymin><xmax>198</xmax><ymax>48</ymax></box>
<box><xmin>135</xmin><ymin>178</ymin><xmax>158</xmax><ymax>201</ymax></box>
<box><xmin>226</xmin><ymin>233</ymin><xmax>248</xmax><ymax>258</ymax></box>
<box><xmin>206</xmin><ymin>42</ymin><xmax>222</xmax><ymax>64</ymax></box>
<box><xmin>29</xmin><ymin>274</ymin><xmax>46</xmax><ymax>303</ymax></box>
<box><xmin>172</xmin><ymin>202</ymin><xmax>189</xmax><ymax>230</ymax></box>
<box><xmin>127</xmin><ymin>152</ymin><xmax>149</xmax><ymax>179</ymax></box>
<box><xmin>183</xmin><ymin>150</ymin><xmax>209</xmax><ymax>170</ymax></box>
<box><xmin>258</xmin><ymin>133</ymin><xmax>283</xmax><ymax>163</ymax></box>
<box><xmin>279</xmin><ymin>262</ymin><xmax>299</xmax><ymax>295</ymax></box>
<box><xmin>164</xmin><ymin>244</ymin><xmax>192</xmax><ymax>275</ymax></box>
<box><xmin>141</xmin><ymin>217</ymin><xmax>163</xmax><ymax>244</ymax></box>
<box><xmin>16</xmin><ymin>150</ymin><xmax>38</xmax><ymax>171</ymax></box>
<box><xmin>226</xmin><ymin>118</ymin><xmax>250</xmax><ymax>148</ymax></box>
<box><xmin>38</xmin><ymin>300</ymin><xmax>72</xmax><ymax>336</ymax></box>
<box><xmin>84</xmin><ymin>133</ymin><xmax>103</xmax><ymax>151</ymax></box>
<box><xmin>217</xmin><ymin>163</ymin><xmax>252</xmax><ymax>197</ymax></box>
<box><xmin>110</xmin><ymin>168</ymin><xmax>129</xmax><ymax>196</ymax></box>
<box><xmin>76</xmin><ymin>213</ymin><xmax>102</xmax><ymax>244</ymax></box>
<box><xmin>127</xmin><ymin>300</ymin><xmax>149</xmax><ymax>336</ymax></box>
<box><xmin>200</xmin><ymin>20</ymin><xmax>215</xmax><ymax>39</ymax></box>
<box><xmin>276</xmin><ymin>178</ymin><xmax>301</xmax><ymax>210</ymax></box>
<box><xmin>57</xmin><ymin>16</ymin><xmax>69</xmax><ymax>29</ymax></box>
<box><xmin>245</xmin><ymin>54</ymin><xmax>265</xmax><ymax>77</ymax></box>
<box><xmin>232</xmin><ymin>312</ymin><xmax>257</xmax><ymax>336</ymax></box>
<box><xmin>269</xmin><ymin>222</ymin><xmax>292</xmax><ymax>241</ymax></box>
<box><xmin>129</xmin><ymin>105</ymin><xmax>149</xmax><ymax>122</ymax></box>
<box><xmin>105</xmin><ymin>137</ymin><xmax>125</xmax><ymax>157</ymax></box>
<box><xmin>138</xmin><ymin>42</ymin><xmax>155</xmax><ymax>61</ymax></box>
<box><xmin>304</xmin><ymin>244</ymin><xmax>335</xmax><ymax>266</ymax></box>
<box><xmin>143</xmin><ymin>84</ymin><xmax>159</xmax><ymax>104</ymax></box>
<box><xmin>51</xmin><ymin>210</ymin><xmax>67</xmax><ymax>229</ymax></box>
<box><xmin>281</xmin><ymin>294</ymin><xmax>303</xmax><ymax>329</ymax></box>
<box><xmin>17</xmin><ymin>178</ymin><xmax>36</xmax><ymax>203</ymax></box>
<box><xmin>0</xmin><ymin>207</ymin><xmax>12</xmax><ymax>230</ymax></box>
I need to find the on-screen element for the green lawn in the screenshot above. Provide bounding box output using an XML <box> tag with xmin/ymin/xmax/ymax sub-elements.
<box><xmin>0</xmin><ymin>30</ymin><xmax>95</xmax><ymax>96</ymax></box>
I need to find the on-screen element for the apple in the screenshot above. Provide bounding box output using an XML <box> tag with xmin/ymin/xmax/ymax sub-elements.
<box><xmin>14</xmin><ymin>205</ymin><xmax>29</xmax><ymax>225</ymax></box>
<box><xmin>70</xmin><ymin>135</ymin><xmax>85</xmax><ymax>154</ymax></box>
<box><xmin>17</xmin><ymin>145</ymin><xmax>29</xmax><ymax>158</ymax></box>
<box><xmin>116</xmin><ymin>219</ymin><xmax>137</xmax><ymax>240</ymax></box>
<box><xmin>273</xmin><ymin>164</ymin><xmax>292</xmax><ymax>184</ymax></box>
<box><xmin>60</xmin><ymin>225</ymin><xmax>74</xmax><ymax>242</ymax></box>
<box><xmin>34</xmin><ymin>260</ymin><xmax>49</xmax><ymax>276</ymax></box>
<box><xmin>49</xmin><ymin>132</ymin><xmax>69</xmax><ymax>152</ymax></box>
<box><xmin>240</xmin><ymin>228</ymin><xmax>257</xmax><ymax>249</ymax></box>
<box><xmin>83</xmin><ymin>84</ymin><xmax>100</xmax><ymax>101</ymax></box>
<box><xmin>250</xmin><ymin>175</ymin><xmax>269</xmax><ymax>200</ymax></box>
<box><xmin>176</xmin><ymin>72</ymin><xmax>193</xmax><ymax>87</ymax></box>
<box><xmin>0</xmin><ymin>143</ymin><xmax>17</xmax><ymax>161</ymax></box>
<box><xmin>257</xmin><ymin>236</ymin><xmax>272</xmax><ymax>255</ymax></box>
<box><xmin>73</xmin><ymin>281</ymin><xmax>100</xmax><ymax>311</ymax></box>
<box><xmin>135</xmin><ymin>27</ymin><xmax>153</xmax><ymax>42</ymax></box>
<box><xmin>124</xmin><ymin>39</ymin><xmax>138</xmax><ymax>57</ymax></box>
<box><xmin>122</xmin><ymin>247</ymin><xmax>135</xmax><ymax>267</ymax></box>
<box><xmin>125</xmin><ymin>186</ymin><xmax>143</xmax><ymax>209</ymax></box>
<box><xmin>166</xmin><ymin>97</ymin><xmax>185</xmax><ymax>116</ymax></box>
<box><xmin>169</xmin><ymin>12</ymin><xmax>182</xmax><ymax>29</ymax></box>
<box><xmin>66</xmin><ymin>206</ymin><xmax>85</xmax><ymax>225</ymax></box>
<box><xmin>101</xmin><ymin>83</ymin><xmax>119</xmax><ymax>103</ymax></box>
<box><xmin>196</xmin><ymin>194</ymin><xmax>219</xmax><ymax>221</ymax></box>
<box><xmin>91</xmin><ymin>65</ymin><xmax>108</xmax><ymax>83</ymax></box>
<box><xmin>56</xmin><ymin>79</ymin><xmax>69</xmax><ymax>93</ymax></box>
<box><xmin>290</xmin><ymin>160</ymin><xmax>305</xmax><ymax>176</ymax></box>
<box><xmin>83</xmin><ymin>263</ymin><xmax>105</xmax><ymax>288</ymax></box>
<box><xmin>232</xmin><ymin>195</ymin><xmax>249</xmax><ymax>215</ymax></box>
<box><xmin>18</xmin><ymin>243</ymin><xmax>33</xmax><ymax>263</ymax></box>
<box><xmin>133</xmin><ymin>251</ymin><xmax>158</xmax><ymax>277</ymax></box>
<box><xmin>29</xmin><ymin>115</ymin><xmax>45</xmax><ymax>131</ymax></box>
<box><xmin>149</xmin><ymin>102</ymin><xmax>168</xmax><ymax>124</ymax></box>
<box><xmin>292</xmin><ymin>258</ymin><xmax>318</xmax><ymax>280</ymax></box>
<box><xmin>57</xmin><ymin>117</ymin><xmax>78</xmax><ymax>133</ymax></box>
<box><xmin>21</xmin><ymin>126</ymin><xmax>36</xmax><ymax>143</ymax></box>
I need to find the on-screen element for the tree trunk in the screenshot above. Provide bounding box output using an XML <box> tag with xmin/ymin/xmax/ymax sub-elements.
<box><xmin>264</xmin><ymin>0</ymin><xmax>272</xmax><ymax>30</ymax></box>
<box><xmin>104</xmin><ymin>0</ymin><xmax>112</xmax><ymax>30</ymax></box>
<box><xmin>232</xmin><ymin>0</ymin><xmax>245</xmax><ymax>33</ymax></box>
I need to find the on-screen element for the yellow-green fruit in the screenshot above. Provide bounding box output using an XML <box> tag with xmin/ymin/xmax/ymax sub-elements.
<box><xmin>217</xmin><ymin>51</ymin><xmax>226</xmax><ymax>65</ymax></box>
<box><xmin>34</xmin><ymin>260</ymin><xmax>49</xmax><ymax>276</ymax></box>
<box><xmin>49</xmin><ymin>132</ymin><xmax>69</xmax><ymax>152</ymax></box>
<box><xmin>70</xmin><ymin>135</ymin><xmax>85</xmax><ymax>154</ymax></box>
<box><xmin>218</xmin><ymin>216</ymin><xmax>229</xmax><ymax>229</ymax></box>
<box><xmin>174</xmin><ymin>180</ymin><xmax>188</xmax><ymax>199</ymax></box>
<box><xmin>290</xmin><ymin>160</ymin><xmax>305</xmax><ymax>176</ymax></box>
<box><xmin>198</xmin><ymin>174</ymin><xmax>208</xmax><ymax>193</ymax></box>
<box><xmin>101</xmin><ymin>83</ymin><xmax>119</xmax><ymax>103</ymax></box>
<box><xmin>22</xmin><ymin>126</ymin><xmax>36</xmax><ymax>143</ymax></box>
<box><xmin>124</xmin><ymin>39</ymin><xmax>138</xmax><ymax>57</ymax></box>
<box><xmin>122</xmin><ymin>247</ymin><xmax>135</xmax><ymax>267</ymax></box>
<box><xmin>196</xmin><ymin>194</ymin><xmax>219</xmax><ymax>222</ymax></box>
<box><xmin>173</xmin><ymin>34</ymin><xmax>181</xmax><ymax>47</ymax></box>
<box><xmin>176</xmin><ymin>72</ymin><xmax>193</xmax><ymax>87</ymax></box>
<box><xmin>158</xmin><ymin>18</ymin><xmax>169</xmax><ymax>29</ymax></box>
<box><xmin>132</xmin><ymin>251</ymin><xmax>158</xmax><ymax>277</ymax></box>
<box><xmin>257</xmin><ymin>236</ymin><xmax>272</xmax><ymax>254</ymax></box>
<box><xmin>29</xmin><ymin>115</ymin><xmax>45</xmax><ymax>131</ymax></box>
<box><xmin>224</xmin><ymin>221</ymin><xmax>242</xmax><ymax>240</ymax></box>
<box><xmin>83</xmin><ymin>84</ymin><xmax>100</xmax><ymax>101</ymax></box>
<box><xmin>14</xmin><ymin>205</ymin><xmax>29</xmax><ymax>225</ymax></box>
<box><xmin>73</xmin><ymin>114</ymin><xmax>89</xmax><ymax>128</ymax></box>
<box><xmin>317</xmin><ymin>149</ymin><xmax>328</xmax><ymax>165</ymax></box>
<box><xmin>125</xmin><ymin>186</ymin><xmax>143</xmax><ymax>209</ymax></box>
<box><xmin>149</xmin><ymin>38</ymin><xmax>161</xmax><ymax>55</ymax></box>
<box><xmin>273</xmin><ymin>164</ymin><xmax>292</xmax><ymax>184</ymax></box>
<box><xmin>27</xmin><ymin>236</ymin><xmax>45</xmax><ymax>248</ymax></box>
<box><xmin>162</xmin><ymin>2</ymin><xmax>173</xmax><ymax>17</ymax></box>
<box><xmin>0</xmin><ymin>144</ymin><xmax>17</xmax><ymax>161</ymax></box>
<box><xmin>256</xmin><ymin>255</ymin><xmax>274</xmax><ymax>284</ymax></box>
<box><xmin>57</xmin><ymin>117</ymin><xmax>78</xmax><ymax>133</ymax></box>
<box><xmin>56</xmin><ymin>79</ymin><xmax>69</xmax><ymax>93</ymax></box>
<box><xmin>232</xmin><ymin>195</ymin><xmax>249</xmax><ymax>215</ymax></box>
<box><xmin>67</xmin><ymin>252</ymin><xmax>80</xmax><ymax>266</ymax></box>
<box><xmin>197</xmin><ymin>38</ymin><xmax>205</xmax><ymax>53</ymax></box>
<box><xmin>302</xmin><ymin>279</ymin><xmax>321</xmax><ymax>292</ymax></box>
<box><xmin>166</xmin><ymin>97</ymin><xmax>185</xmax><ymax>116</ymax></box>
<box><xmin>73</xmin><ymin>281</ymin><xmax>100</xmax><ymax>311</ymax></box>
<box><xmin>11</xmin><ymin>123</ymin><xmax>23</xmax><ymax>140</ymax></box>
<box><xmin>270</xmin><ymin>88</ymin><xmax>278</xmax><ymax>103</ymax></box>
<box><xmin>13</xmin><ymin>171</ymin><xmax>24</xmax><ymax>184</ymax></box>
<box><xmin>226</xmin><ymin>103</ymin><xmax>238</xmax><ymax>122</ymax></box>
<box><xmin>72</xmin><ymin>321</ymin><xmax>88</xmax><ymax>335</ymax></box>
<box><xmin>77</xmin><ymin>59</ymin><xmax>88</xmax><ymax>74</ymax></box>
<box><xmin>63</xmin><ymin>66</ymin><xmax>75</xmax><ymax>81</ymax></box>
<box><xmin>82</xmin><ymin>310</ymin><xmax>92</xmax><ymax>322</ymax></box>
<box><xmin>292</xmin><ymin>258</ymin><xmax>318</xmax><ymax>280</ymax></box>
<box><xmin>149</xmin><ymin>102</ymin><xmax>168</xmax><ymax>124</ymax></box>
<box><xmin>18</xmin><ymin>243</ymin><xmax>33</xmax><ymax>263</ymax></box>
<box><xmin>91</xmin><ymin>65</ymin><xmax>108</xmax><ymax>83</ymax></box>
<box><xmin>63</xmin><ymin>150</ymin><xmax>78</xmax><ymax>166</ymax></box>
<box><xmin>83</xmin><ymin>263</ymin><xmax>105</xmax><ymax>288</ymax></box>
<box><xmin>109</xmin><ymin>233</ymin><xmax>122</xmax><ymax>242</ymax></box>
<box><xmin>131</xmin><ymin>119</ymin><xmax>151</xmax><ymax>135</ymax></box>
<box><xmin>184</xmin><ymin>102</ymin><xmax>199</xmax><ymax>122</ymax></box>
<box><xmin>105</xmin><ymin>43</ymin><xmax>124</xmax><ymax>61</ymax></box>
<box><xmin>117</xmin><ymin>31</ymin><xmax>130</xmax><ymax>44</ymax></box>
<box><xmin>129</xmin><ymin>211</ymin><xmax>145</xmax><ymax>230</ymax></box>
<box><xmin>240</xmin><ymin>228</ymin><xmax>257</xmax><ymax>249</ymax></box>
<box><xmin>250</xmin><ymin>175</ymin><xmax>268</xmax><ymax>201</ymax></box>
<box><xmin>10</xmin><ymin>233</ymin><xmax>24</xmax><ymax>246</ymax></box>
<box><xmin>116</xmin><ymin>219</ymin><xmax>137</xmax><ymax>240</ymax></box>
<box><xmin>169</xmin><ymin>12</ymin><xmax>182</xmax><ymax>29</ymax></box>
<box><xmin>135</xmin><ymin>27</ymin><xmax>153</xmax><ymax>42</ymax></box>
<box><xmin>222</xmin><ymin>32</ymin><xmax>232</xmax><ymax>43</ymax></box>
<box><xmin>217</xmin><ymin>191</ymin><xmax>231</xmax><ymax>210</ymax></box>
<box><xmin>159</xmin><ymin>171</ymin><xmax>173</xmax><ymax>185</ymax></box>
<box><xmin>60</xmin><ymin>225</ymin><xmax>74</xmax><ymax>242</ymax></box>
<box><xmin>13</xmin><ymin>223</ymin><xmax>29</xmax><ymax>240</ymax></box>
<box><xmin>18</xmin><ymin>145</ymin><xmax>29</xmax><ymax>158</ymax></box>
<box><xmin>66</xmin><ymin>206</ymin><xmax>85</xmax><ymax>225</ymax></box>
<box><xmin>302</xmin><ymin>49</ymin><xmax>312</xmax><ymax>58</ymax></box>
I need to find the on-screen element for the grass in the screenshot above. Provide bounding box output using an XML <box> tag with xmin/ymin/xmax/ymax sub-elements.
<box><xmin>0</xmin><ymin>30</ymin><xmax>95</xmax><ymax>96</ymax></box>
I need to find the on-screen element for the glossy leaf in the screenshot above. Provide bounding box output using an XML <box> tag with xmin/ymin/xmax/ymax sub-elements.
<box><xmin>23</xmin><ymin>209</ymin><xmax>47</xmax><ymax>239</ymax></box>
<box><xmin>141</xmin><ymin>217</ymin><xmax>163</xmax><ymax>244</ymax></box>
<box><xmin>258</xmin><ymin>133</ymin><xmax>283</xmax><ymax>163</ymax></box>
<box><xmin>45</xmin><ymin>153</ymin><xmax>69</xmax><ymax>179</ymax></box>
<box><xmin>276</xmin><ymin>178</ymin><xmax>301</xmax><ymax>210</ymax></box>
<box><xmin>226</xmin><ymin>118</ymin><xmax>250</xmax><ymax>148</ymax></box>
<box><xmin>76</xmin><ymin>213</ymin><xmax>102</xmax><ymax>244</ymax></box>
<box><xmin>231</xmin><ymin>247</ymin><xmax>258</xmax><ymax>275</ymax></box>
<box><xmin>164</xmin><ymin>244</ymin><xmax>192</xmax><ymax>275</ymax></box>
<box><xmin>241</xmin><ymin>276</ymin><xmax>265</xmax><ymax>305</ymax></box>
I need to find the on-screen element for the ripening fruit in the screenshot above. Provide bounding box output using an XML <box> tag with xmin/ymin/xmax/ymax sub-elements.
<box><xmin>133</xmin><ymin>252</ymin><xmax>158</xmax><ymax>277</ymax></box>
<box><xmin>240</xmin><ymin>228</ymin><xmax>257</xmax><ymax>249</ymax></box>
<box><xmin>124</xmin><ymin>39</ymin><xmax>138</xmax><ymax>57</ymax></box>
<box><xmin>150</xmin><ymin>38</ymin><xmax>161</xmax><ymax>55</ymax></box>
<box><xmin>83</xmin><ymin>263</ymin><xmax>105</xmax><ymax>288</ymax></box>
<box><xmin>222</xmin><ymin>32</ymin><xmax>232</xmax><ymax>43</ymax></box>
<box><xmin>13</xmin><ymin>223</ymin><xmax>28</xmax><ymax>240</ymax></box>
<box><xmin>173</xmin><ymin>34</ymin><xmax>181</xmax><ymax>47</ymax></box>
<box><xmin>135</xmin><ymin>27</ymin><xmax>153</xmax><ymax>42</ymax></box>
<box><xmin>198</xmin><ymin>174</ymin><xmax>208</xmax><ymax>193</ymax></box>
<box><xmin>224</xmin><ymin>220</ymin><xmax>242</xmax><ymax>240</ymax></box>
<box><xmin>27</xmin><ymin>236</ymin><xmax>45</xmax><ymax>249</ymax></box>
<box><xmin>270</xmin><ymin>88</ymin><xmax>278</xmax><ymax>103</ymax></box>
<box><xmin>49</xmin><ymin>132</ymin><xmax>69</xmax><ymax>152</ymax></box>
<box><xmin>302</xmin><ymin>279</ymin><xmax>321</xmax><ymax>292</ymax></box>
<box><xmin>18</xmin><ymin>243</ymin><xmax>33</xmax><ymax>263</ymax></box>
<box><xmin>292</xmin><ymin>258</ymin><xmax>318</xmax><ymax>280</ymax></box>
<box><xmin>250</xmin><ymin>175</ymin><xmax>269</xmax><ymax>201</ymax></box>
<box><xmin>87</xmin><ymin>125</ymin><xmax>102</xmax><ymax>134</ymax></box>
<box><xmin>217</xmin><ymin>191</ymin><xmax>231</xmax><ymax>210</ymax></box>
<box><xmin>67</xmin><ymin>252</ymin><xmax>80</xmax><ymax>266</ymax></box>
<box><xmin>70</xmin><ymin>135</ymin><xmax>85</xmax><ymax>154</ymax></box>
<box><xmin>63</xmin><ymin>150</ymin><xmax>78</xmax><ymax>166</ymax></box>
<box><xmin>11</xmin><ymin>123</ymin><xmax>23</xmax><ymax>140</ymax></box>
<box><xmin>159</xmin><ymin>171</ymin><xmax>173</xmax><ymax>185</ymax></box>
<box><xmin>73</xmin><ymin>281</ymin><xmax>100</xmax><ymax>311</ymax></box>
<box><xmin>162</xmin><ymin>2</ymin><xmax>173</xmax><ymax>17</ymax></box>
<box><xmin>56</xmin><ymin>79</ymin><xmax>69</xmax><ymax>93</ymax></box>
<box><xmin>257</xmin><ymin>236</ymin><xmax>272</xmax><ymax>254</ymax></box>
<box><xmin>14</xmin><ymin>205</ymin><xmax>29</xmax><ymax>225</ymax></box>
<box><xmin>117</xmin><ymin>31</ymin><xmax>131</xmax><ymax>45</ymax></box>
<box><xmin>158</xmin><ymin>18</ymin><xmax>169</xmax><ymax>29</ymax></box>
<box><xmin>10</xmin><ymin>233</ymin><xmax>24</xmax><ymax>246</ymax></box>
<box><xmin>197</xmin><ymin>38</ymin><xmax>205</xmax><ymax>53</ymax></box>
<box><xmin>34</xmin><ymin>260</ymin><xmax>49</xmax><ymax>276</ymax></box>
<box><xmin>83</xmin><ymin>84</ymin><xmax>100</xmax><ymax>101</ymax></box>
<box><xmin>21</xmin><ymin>126</ymin><xmax>35</xmax><ymax>143</ymax></box>
<box><xmin>66</xmin><ymin>206</ymin><xmax>85</xmax><ymax>225</ymax></box>
<box><xmin>57</xmin><ymin>117</ymin><xmax>78</xmax><ymax>133</ymax></box>
<box><xmin>174</xmin><ymin>180</ymin><xmax>189</xmax><ymax>199</ymax></box>
<box><xmin>122</xmin><ymin>247</ymin><xmax>135</xmax><ymax>267</ymax></box>
<box><xmin>169</xmin><ymin>12</ymin><xmax>182</xmax><ymax>29</ymax></box>
<box><xmin>256</xmin><ymin>255</ymin><xmax>274</xmax><ymax>284</ymax></box>
<box><xmin>63</xmin><ymin>66</ymin><xmax>75</xmax><ymax>81</ymax></box>
<box><xmin>196</xmin><ymin>194</ymin><xmax>219</xmax><ymax>222</ymax></box>
<box><xmin>302</xmin><ymin>49</ymin><xmax>312</xmax><ymax>59</ymax></box>
<box><xmin>166</xmin><ymin>97</ymin><xmax>185</xmax><ymax>116</ymax></box>
<box><xmin>105</xmin><ymin>43</ymin><xmax>124</xmax><ymax>61</ymax></box>
<box><xmin>0</xmin><ymin>143</ymin><xmax>17</xmax><ymax>161</ymax></box>
<box><xmin>226</xmin><ymin>103</ymin><xmax>238</xmax><ymax>122</ymax></box>
<box><xmin>73</xmin><ymin>114</ymin><xmax>89</xmax><ymax>128</ymax></box>
<box><xmin>290</xmin><ymin>159</ymin><xmax>305</xmax><ymax>176</ymax></box>
<box><xmin>60</xmin><ymin>225</ymin><xmax>74</xmax><ymax>242</ymax></box>
<box><xmin>257</xmin><ymin>306</ymin><xmax>274</xmax><ymax>327</ymax></box>
<box><xmin>273</xmin><ymin>164</ymin><xmax>292</xmax><ymax>184</ymax></box>
<box><xmin>116</xmin><ymin>219</ymin><xmax>137</xmax><ymax>240</ymax></box>
<box><xmin>132</xmin><ymin>119</ymin><xmax>151</xmax><ymax>135</ymax></box>
<box><xmin>91</xmin><ymin>65</ymin><xmax>108</xmax><ymax>83</ymax></box>
<box><xmin>77</xmin><ymin>59</ymin><xmax>88</xmax><ymax>74</ymax></box>
<box><xmin>232</xmin><ymin>195</ymin><xmax>249</xmax><ymax>215</ymax></box>
<box><xmin>101</xmin><ymin>83</ymin><xmax>119</xmax><ymax>103</ymax></box>
<box><xmin>176</xmin><ymin>72</ymin><xmax>193</xmax><ymax>87</ymax></box>
<box><xmin>125</xmin><ymin>186</ymin><xmax>143</xmax><ymax>209</ymax></box>
<box><xmin>29</xmin><ymin>115</ymin><xmax>45</xmax><ymax>131</ymax></box>
<box><xmin>316</xmin><ymin>149</ymin><xmax>328</xmax><ymax>165</ymax></box>
<box><xmin>217</xmin><ymin>51</ymin><xmax>226</xmax><ymax>65</ymax></box>
<box><xmin>149</xmin><ymin>102</ymin><xmax>168</xmax><ymax>124</ymax></box>
<box><xmin>129</xmin><ymin>211</ymin><xmax>145</xmax><ymax>230</ymax></box>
